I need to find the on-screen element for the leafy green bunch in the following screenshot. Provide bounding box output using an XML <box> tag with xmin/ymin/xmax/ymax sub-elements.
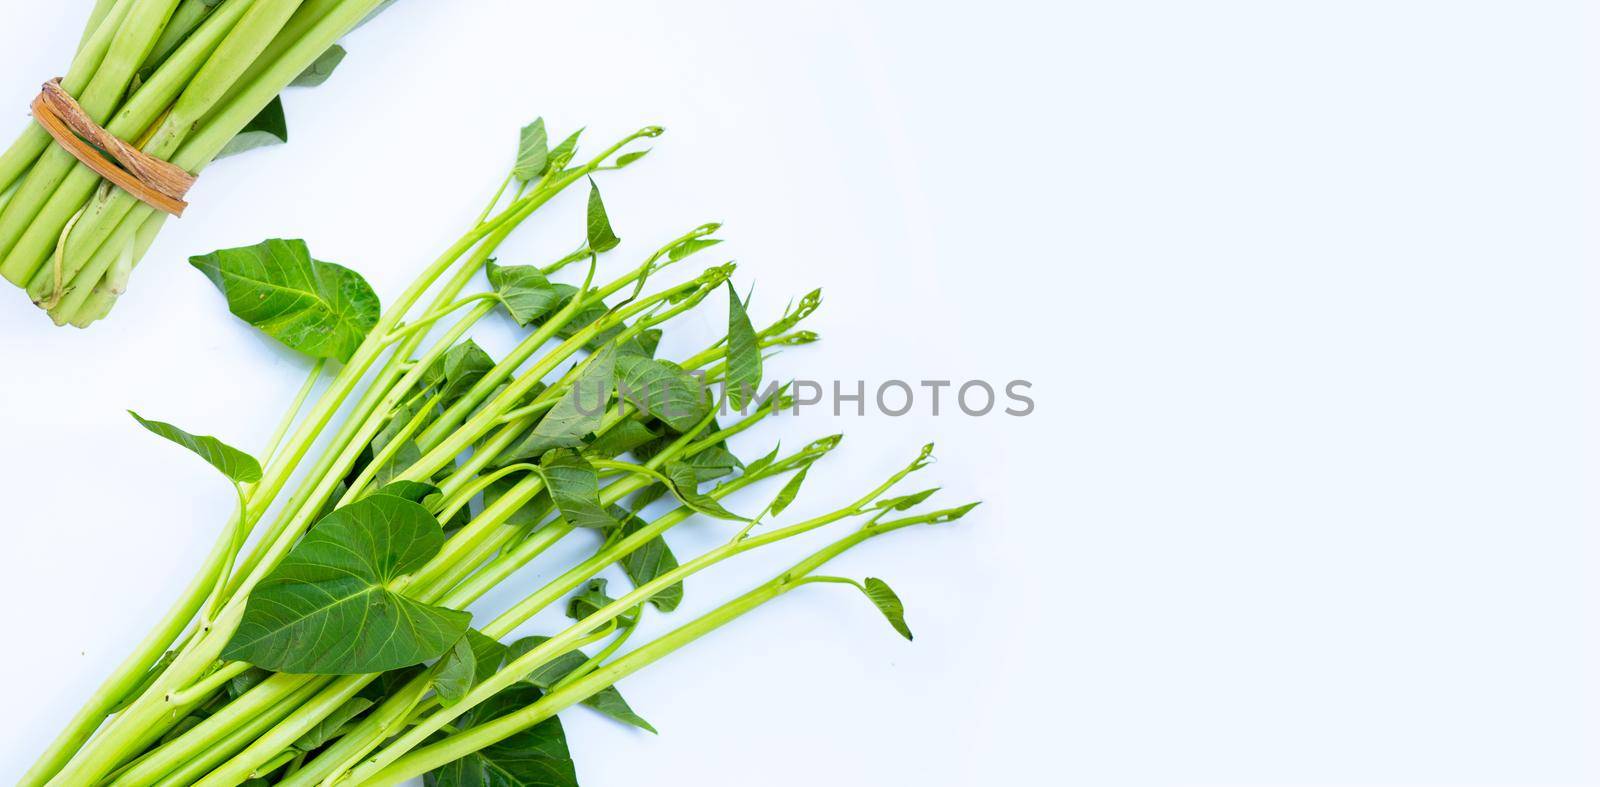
<box><xmin>0</xmin><ymin>0</ymin><xmax>398</xmax><ymax>327</ymax></box>
<box><xmin>20</xmin><ymin>119</ymin><xmax>976</xmax><ymax>787</ymax></box>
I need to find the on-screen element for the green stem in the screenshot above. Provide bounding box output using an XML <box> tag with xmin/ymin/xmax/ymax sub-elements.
<box><xmin>357</xmin><ymin>511</ymin><xmax>944</xmax><ymax>786</ymax></box>
<box><xmin>0</xmin><ymin>0</ymin><xmax>135</xmax><ymax>196</ymax></box>
<box><xmin>15</xmin><ymin>0</ymin><xmax>269</xmax><ymax>296</ymax></box>
<box><xmin>0</xmin><ymin>0</ymin><xmax>181</xmax><ymax>280</ymax></box>
<box><xmin>15</xmin><ymin>512</ymin><xmax>234</xmax><ymax>787</ymax></box>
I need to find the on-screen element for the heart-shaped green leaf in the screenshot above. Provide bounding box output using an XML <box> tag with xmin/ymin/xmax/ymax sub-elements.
<box><xmin>191</xmin><ymin>239</ymin><xmax>380</xmax><ymax>363</ymax></box>
<box><xmin>487</xmin><ymin>262</ymin><xmax>565</xmax><ymax>327</ymax></box>
<box><xmin>224</xmin><ymin>496</ymin><xmax>471</xmax><ymax>674</ymax></box>
<box><xmin>539</xmin><ymin>450</ymin><xmax>619</xmax><ymax>530</ymax></box>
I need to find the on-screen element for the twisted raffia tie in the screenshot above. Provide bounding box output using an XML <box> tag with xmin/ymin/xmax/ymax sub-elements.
<box><xmin>30</xmin><ymin>78</ymin><xmax>196</xmax><ymax>217</ymax></box>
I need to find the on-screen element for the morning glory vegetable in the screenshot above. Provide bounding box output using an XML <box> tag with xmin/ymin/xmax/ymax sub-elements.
<box><xmin>0</xmin><ymin>0</ymin><xmax>401</xmax><ymax>327</ymax></box>
<box><xmin>19</xmin><ymin>120</ymin><xmax>976</xmax><ymax>787</ymax></box>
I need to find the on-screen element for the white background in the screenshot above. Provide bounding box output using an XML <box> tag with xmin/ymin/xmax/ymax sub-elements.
<box><xmin>0</xmin><ymin>1</ymin><xmax>1595</xmax><ymax>785</ymax></box>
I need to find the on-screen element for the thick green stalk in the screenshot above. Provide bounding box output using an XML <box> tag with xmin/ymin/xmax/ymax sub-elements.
<box><xmin>139</xmin><ymin>0</ymin><xmax>217</xmax><ymax>71</ymax></box>
<box><xmin>215</xmin><ymin>406</ymin><xmax>760</xmax><ymax>787</ymax></box>
<box><xmin>79</xmin><ymin>0</ymin><xmax>125</xmax><ymax>50</ymax></box>
<box><xmin>0</xmin><ymin>0</ymin><xmax>135</xmax><ymax>195</ymax></box>
<box><xmin>39</xmin><ymin>138</ymin><xmax>491</xmax><ymax>786</ymax></box>
<box><xmin>369</xmin><ymin>498</ymin><xmax>970</xmax><ymax>787</ymax></box>
<box><xmin>15</xmin><ymin>517</ymin><xmax>235</xmax><ymax>787</ymax></box>
<box><xmin>413</xmin><ymin>222</ymin><xmax>712</xmax><ymax>453</ymax></box>
<box><xmin>34</xmin><ymin>129</ymin><xmax>587</xmax><ymax>786</ymax></box>
<box><xmin>140</xmin><ymin>678</ymin><xmax>325</xmax><ymax>787</ymax></box>
<box><xmin>0</xmin><ymin>0</ymin><xmax>180</xmax><ymax>279</ymax></box>
<box><xmin>14</xmin><ymin>0</ymin><xmax>259</xmax><ymax>301</ymax></box>
<box><xmin>354</xmin><ymin>505</ymin><xmax>945</xmax><ymax>786</ymax></box>
<box><xmin>58</xmin><ymin>210</ymin><xmax>164</xmax><ymax>325</ymax></box>
<box><xmin>50</xmin><ymin>0</ymin><xmax>385</xmax><ymax>289</ymax></box>
<box><xmin>188</xmin><ymin>677</ymin><xmax>369</xmax><ymax>787</ymax></box>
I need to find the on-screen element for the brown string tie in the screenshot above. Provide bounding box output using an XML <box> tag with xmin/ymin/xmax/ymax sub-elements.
<box><xmin>30</xmin><ymin>79</ymin><xmax>196</xmax><ymax>217</ymax></box>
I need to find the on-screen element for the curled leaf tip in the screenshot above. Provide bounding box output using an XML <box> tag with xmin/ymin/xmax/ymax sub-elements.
<box><xmin>700</xmin><ymin>263</ymin><xmax>737</xmax><ymax>285</ymax></box>
<box><xmin>810</xmin><ymin>434</ymin><xmax>845</xmax><ymax>452</ymax></box>
<box><xmin>695</xmin><ymin>222</ymin><xmax>722</xmax><ymax>235</ymax></box>
<box><xmin>639</xmin><ymin>125</ymin><xmax>665</xmax><ymax>138</ymax></box>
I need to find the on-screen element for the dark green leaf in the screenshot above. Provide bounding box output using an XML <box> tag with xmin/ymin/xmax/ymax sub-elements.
<box><xmin>585</xmin><ymin>178</ymin><xmax>620</xmax><ymax>253</ymax></box>
<box><xmin>615</xmin><ymin>355</ymin><xmax>707</xmax><ymax>432</ymax></box>
<box><xmin>660</xmin><ymin>461</ymin><xmax>745</xmax><ymax>521</ymax></box>
<box><xmin>224</xmin><ymin>496</ymin><xmax>471</xmax><ymax>674</ymax></box>
<box><xmin>427</xmin><ymin>340</ymin><xmax>495</xmax><ymax>408</ymax></box>
<box><xmin>228</xmin><ymin>667</ymin><xmax>272</xmax><ymax>699</ymax></box>
<box><xmin>373</xmin><ymin>480</ymin><xmax>441</xmax><ymax>505</ymax></box>
<box><xmin>291</xmin><ymin>44</ymin><xmax>347</xmax><ymax>87</ymax></box>
<box><xmin>506</xmin><ymin>638</ymin><xmax>655</xmax><ymax>733</ymax></box>
<box><xmin>359</xmin><ymin>665</ymin><xmax>427</xmax><ymax>703</ymax></box>
<box><xmin>465</xmin><ymin>629</ymin><xmax>509</xmax><ymax>685</ymax></box>
<box><xmin>585</xmin><ymin>419</ymin><xmax>660</xmax><ymax>459</ymax></box>
<box><xmin>614</xmin><ymin>506</ymin><xmax>682</xmax><ymax>612</ymax></box>
<box><xmin>424</xmin><ymin>686</ymin><xmax>577</xmax><ymax>787</ymax></box>
<box><xmin>293</xmin><ymin>697</ymin><xmax>372</xmax><ymax>751</ymax></box>
<box><xmin>216</xmin><ymin>97</ymin><xmax>287</xmax><ymax>159</ymax></box>
<box><xmin>724</xmin><ymin>284</ymin><xmax>762</xmax><ymax>410</ymax></box>
<box><xmin>627</xmin><ymin>483</ymin><xmax>669</xmax><ymax>512</ymax></box>
<box><xmin>484</xmin><ymin>475</ymin><xmax>555</xmax><ymax>530</ymax></box>
<box><xmin>487</xmin><ymin>262</ymin><xmax>564</xmax><ymax>327</ymax></box>
<box><xmin>431</xmin><ymin>636</ymin><xmax>476</xmax><ymax>707</ymax></box>
<box><xmin>540</xmin><ymin>450</ymin><xmax>619</xmax><ymax>530</ymax></box>
<box><xmin>506</xmin><ymin>346</ymin><xmax>616</xmax><ymax>461</ymax></box>
<box><xmin>374</xmin><ymin>439</ymin><xmax>421</xmax><ymax>488</ymax></box>
<box><xmin>129</xmin><ymin>412</ymin><xmax>262</xmax><ymax>484</ymax></box>
<box><xmin>369</xmin><ymin>400</ymin><xmax>423</xmax><ymax>487</ymax></box>
<box><xmin>861</xmin><ymin>578</ymin><xmax>912</xmax><ymax>640</ymax></box>
<box><xmin>626</xmin><ymin>328</ymin><xmax>662</xmax><ymax>358</ymax></box>
<box><xmin>565</xmin><ymin>578</ymin><xmax>630</xmax><ymax>624</ymax></box>
<box><xmin>513</xmin><ymin>118</ymin><xmax>549</xmax><ymax>181</ymax></box>
<box><xmin>190</xmin><ymin>239</ymin><xmax>380</xmax><ymax>363</ymax></box>
<box><xmin>677</xmin><ymin>444</ymin><xmax>742</xmax><ymax>483</ymax></box>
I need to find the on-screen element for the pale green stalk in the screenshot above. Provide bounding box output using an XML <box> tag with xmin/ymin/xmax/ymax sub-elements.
<box><xmin>360</xmin><ymin>520</ymin><xmax>917</xmax><ymax>787</ymax></box>
<box><xmin>47</xmin><ymin>0</ymin><xmax>386</xmax><ymax>296</ymax></box>
<box><xmin>0</xmin><ymin>0</ymin><xmax>135</xmax><ymax>195</ymax></box>
<box><xmin>15</xmin><ymin>0</ymin><xmax>272</xmax><ymax>296</ymax></box>
<box><xmin>14</xmin><ymin>0</ymin><xmax>260</xmax><ymax>301</ymax></box>
<box><xmin>0</xmin><ymin>0</ymin><xmax>181</xmax><ymax>279</ymax></box>
<box><xmin>347</xmin><ymin>490</ymin><xmax>939</xmax><ymax>784</ymax></box>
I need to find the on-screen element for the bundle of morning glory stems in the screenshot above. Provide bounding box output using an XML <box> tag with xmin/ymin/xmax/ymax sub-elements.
<box><xmin>0</xmin><ymin>0</ymin><xmax>400</xmax><ymax>327</ymax></box>
<box><xmin>21</xmin><ymin>119</ymin><xmax>976</xmax><ymax>787</ymax></box>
